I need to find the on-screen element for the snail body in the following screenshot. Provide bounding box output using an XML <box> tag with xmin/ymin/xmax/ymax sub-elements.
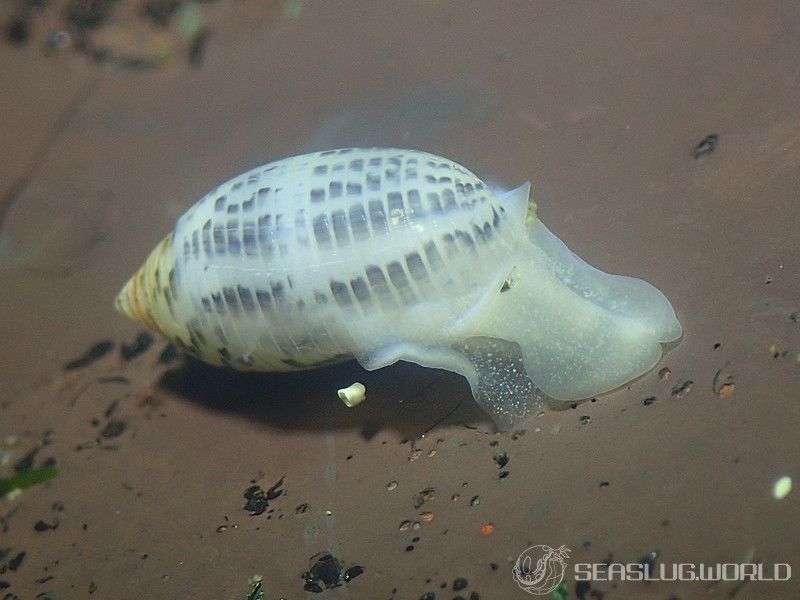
<box><xmin>116</xmin><ymin>148</ymin><xmax>681</xmax><ymax>425</ymax></box>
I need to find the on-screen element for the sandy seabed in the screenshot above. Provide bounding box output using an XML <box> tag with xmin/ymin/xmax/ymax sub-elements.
<box><xmin>1</xmin><ymin>2</ymin><xmax>799</xmax><ymax>599</ymax></box>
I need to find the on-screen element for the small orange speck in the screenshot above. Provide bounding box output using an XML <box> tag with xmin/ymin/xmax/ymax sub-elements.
<box><xmin>718</xmin><ymin>383</ymin><xmax>735</xmax><ymax>397</ymax></box>
<box><xmin>480</xmin><ymin>523</ymin><xmax>495</xmax><ymax>536</ymax></box>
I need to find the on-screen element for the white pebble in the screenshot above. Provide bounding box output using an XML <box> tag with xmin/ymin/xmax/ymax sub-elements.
<box><xmin>773</xmin><ymin>476</ymin><xmax>792</xmax><ymax>500</ymax></box>
<box><xmin>337</xmin><ymin>382</ymin><xmax>366</xmax><ymax>408</ymax></box>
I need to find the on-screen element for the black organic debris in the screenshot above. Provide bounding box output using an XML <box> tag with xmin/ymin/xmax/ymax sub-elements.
<box><xmin>692</xmin><ymin>134</ymin><xmax>718</xmax><ymax>159</ymax></box>
<box><xmin>158</xmin><ymin>343</ymin><xmax>180</xmax><ymax>364</ymax></box>
<box><xmin>671</xmin><ymin>380</ymin><xmax>694</xmax><ymax>398</ymax></box>
<box><xmin>100</xmin><ymin>420</ymin><xmax>127</xmax><ymax>439</ymax></box>
<box><xmin>301</xmin><ymin>552</ymin><xmax>363</xmax><ymax>592</ymax></box>
<box><xmin>243</xmin><ymin>477</ymin><xmax>284</xmax><ymax>516</ymax></box>
<box><xmin>64</xmin><ymin>340</ymin><xmax>114</xmax><ymax>370</ymax></box>
<box><xmin>121</xmin><ymin>332</ymin><xmax>155</xmax><ymax>361</ymax></box>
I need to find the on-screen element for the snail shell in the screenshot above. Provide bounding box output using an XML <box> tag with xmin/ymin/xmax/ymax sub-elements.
<box><xmin>116</xmin><ymin>148</ymin><xmax>681</xmax><ymax>426</ymax></box>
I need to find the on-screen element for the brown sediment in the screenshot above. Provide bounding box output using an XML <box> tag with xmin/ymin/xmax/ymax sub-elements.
<box><xmin>2</xmin><ymin>2</ymin><xmax>800</xmax><ymax>599</ymax></box>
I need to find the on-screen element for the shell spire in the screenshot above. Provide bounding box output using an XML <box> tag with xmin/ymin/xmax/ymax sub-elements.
<box><xmin>114</xmin><ymin>231</ymin><xmax>178</xmax><ymax>339</ymax></box>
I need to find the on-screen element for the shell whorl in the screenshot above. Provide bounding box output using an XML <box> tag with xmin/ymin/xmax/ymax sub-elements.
<box><xmin>115</xmin><ymin>148</ymin><xmax>526</xmax><ymax>370</ymax></box>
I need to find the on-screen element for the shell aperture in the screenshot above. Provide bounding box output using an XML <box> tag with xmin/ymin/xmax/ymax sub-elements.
<box><xmin>115</xmin><ymin>148</ymin><xmax>682</xmax><ymax>427</ymax></box>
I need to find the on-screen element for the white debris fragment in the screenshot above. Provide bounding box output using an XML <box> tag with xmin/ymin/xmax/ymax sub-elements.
<box><xmin>773</xmin><ymin>476</ymin><xmax>792</xmax><ymax>500</ymax></box>
<box><xmin>337</xmin><ymin>382</ymin><xmax>366</xmax><ymax>408</ymax></box>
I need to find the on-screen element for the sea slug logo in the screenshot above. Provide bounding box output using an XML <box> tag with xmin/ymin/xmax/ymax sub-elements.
<box><xmin>512</xmin><ymin>545</ymin><xmax>571</xmax><ymax>595</ymax></box>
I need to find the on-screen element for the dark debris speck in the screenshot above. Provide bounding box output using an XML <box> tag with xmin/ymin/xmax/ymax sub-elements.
<box><xmin>493</xmin><ymin>451</ymin><xmax>508</xmax><ymax>468</ymax></box>
<box><xmin>264</xmin><ymin>476</ymin><xmax>284</xmax><ymax>500</ymax></box>
<box><xmin>64</xmin><ymin>340</ymin><xmax>114</xmax><ymax>370</ymax></box>
<box><xmin>34</xmin><ymin>519</ymin><xmax>58</xmax><ymax>531</ymax></box>
<box><xmin>671</xmin><ymin>380</ymin><xmax>693</xmax><ymax>398</ymax></box>
<box><xmin>343</xmin><ymin>565</ymin><xmax>364</xmax><ymax>582</ymax></box>
<box><xmin>244</xmin><ymin>493</ymin><xmax>268</xmax><ymax>516</ymax></box>
<box><xmin>304</xmin><ymin>581</ymin><xmax>323</xmax><ymax>593</ymax></box>
<box><xmin>5</xmin><ymin>17</ymin><xmax>29</xmax><ymax>45</ymax></box>
<box><xmin>104</xmin><ymin>399</ymin><xmax>120</xmax><ymax>419</ymax></box>
<box><xmin>302</xmin><ymin>552</ymin><xmax>362</xmax><ymax>592</ymax></box>
<box><xmin>13</xmin><ymin>447</ymin><xmax>40</xmax><ymax>473</ymax></box>
<box><xmin>243</xmin><ymin>476</ymin><xmax>284</xmax><ymax>516</ymax></box>
<box><xmin>100</xmin><ymin>420</ymin><xmax>126</xmax><ymax>439</ymax></box>
<box><xmin>8</xmin><ymin>551</ymin><xmax>26</xmax><ymax>571</ymax></box>
<box><xmin>121</xmin><ymin>332</ymin><xmax>155</xmax><ymax>361</ymax></box>
<box><xmin>188</xmin><ymin>27</ymin><xmax>211</xmax><ymax>67</ymax></box>
<box><xmin>693</xmin><ymin>133</ymin><xmax>719</xmax><ymax>159</ymax></box>
<box><xmin>158</xmin><ymin>343</ymin><xmax>180</xmax><ymax>364</ymax></box>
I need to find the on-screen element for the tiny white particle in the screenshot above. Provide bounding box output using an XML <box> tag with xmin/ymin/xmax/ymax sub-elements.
<box><xmin>773</xmin><ymin>476</ymin><xmax>792</xmax><ymax>500</ymax></box>
<box><xmin>337</xmin><ymin>382</ymin><xmax>366</xmax><ymax>407</ymax></box>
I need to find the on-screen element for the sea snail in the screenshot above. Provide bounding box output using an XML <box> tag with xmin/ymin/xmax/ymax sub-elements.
<box><xmin>115</xmin><ymin>148</ymin><xmax>682</xmax><ymax>427</ymax></box>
